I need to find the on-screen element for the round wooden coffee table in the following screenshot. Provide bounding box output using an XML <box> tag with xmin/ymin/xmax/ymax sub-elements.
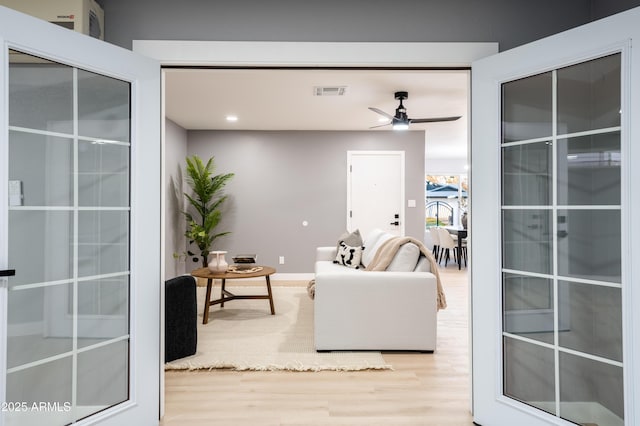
<box><xmin>191</xmin><ymin>266</ymin><xmax>276</xmax><ymax>324</ymax></box>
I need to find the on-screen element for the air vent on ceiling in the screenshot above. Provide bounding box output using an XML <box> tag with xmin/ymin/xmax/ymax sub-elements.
<box><xmin>314</xmin><ymin>86</ymin><xmax>347</xmax><ymax>96</ymax></box>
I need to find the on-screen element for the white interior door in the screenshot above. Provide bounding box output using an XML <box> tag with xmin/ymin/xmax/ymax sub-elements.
<box><xmin>472</xmin><ymin>7</ymin><xmax>640</xmax><ymax>426</ymax></box>
<box><xmin>0</xmin><ymin>6</ymin><xmax>160</xmax><ymax>426</ymax></box>
<box><xmin>347</xmin><ymin>151</ymin><xmax>405</xmax><ymax>238</ymax></box>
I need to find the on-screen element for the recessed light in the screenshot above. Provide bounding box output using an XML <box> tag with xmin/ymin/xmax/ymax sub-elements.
<box><xmin>226</xmin><ymin>115</ymin><xmax>238</xmax><ymax>122</ymax></box>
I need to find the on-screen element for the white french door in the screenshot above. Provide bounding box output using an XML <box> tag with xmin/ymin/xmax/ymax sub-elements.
<box><xmin>0</xmin><ymin>6</ymin><xmax>160</xmax><ymax>426</ymax></box>
<box><xmin>472</xmin><ymin>6</ymin><xmax>640</xmax><ymax>426</ymax></box>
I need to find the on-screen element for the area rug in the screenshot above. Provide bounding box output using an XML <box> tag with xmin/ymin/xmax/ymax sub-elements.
<box><xmin>165</xmin><ymin>285</ymin><xmax>391</xmax><ymax>372</ymax></box>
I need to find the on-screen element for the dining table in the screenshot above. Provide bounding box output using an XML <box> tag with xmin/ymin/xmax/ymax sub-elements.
<box><xmin>445</xmin><ymin>226</ymin><xmax>468</xmax><ymax>270</ymax></box>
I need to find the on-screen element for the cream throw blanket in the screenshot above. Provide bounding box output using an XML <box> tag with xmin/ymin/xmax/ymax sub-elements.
<box><xmin>365</xmin><ymin>236</ymin><xmax>447</xmax><ymax>310</ymax></box>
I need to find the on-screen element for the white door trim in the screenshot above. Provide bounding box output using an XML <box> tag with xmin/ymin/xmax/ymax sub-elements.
<box><xmin>133</xmin><ymin>41</ymin><xmax>498</xmax><ymax>68</ymax></box>
<box><xmin>138</xmin><ymin>39</ymin><xmax>497</xmax><ymax>417</ymax></box>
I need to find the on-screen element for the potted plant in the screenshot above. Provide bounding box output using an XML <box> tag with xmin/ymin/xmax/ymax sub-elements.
<box><xmin>182</xmin><ymin>155</ymin><xmax>234</xmax><ymax>267</ymax></box>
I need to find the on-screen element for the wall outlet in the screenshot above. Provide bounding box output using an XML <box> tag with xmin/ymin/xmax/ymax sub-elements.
<box><xmin>279</xmin><ymin>256</ymin><xmax>285</xmax><ymax>265</ymax></box>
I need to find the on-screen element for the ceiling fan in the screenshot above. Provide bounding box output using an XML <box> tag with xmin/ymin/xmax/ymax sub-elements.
<box><xmin>369</xmin><ymin>91</ymin><xmax>461</xmax><ymax>130</ymax></box>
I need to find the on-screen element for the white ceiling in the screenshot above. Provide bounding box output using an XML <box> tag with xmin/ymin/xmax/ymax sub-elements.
<box><xmin>164</xmin><ymin>68</ymin><xmax>469</xmax><ymax>159</ymax></box>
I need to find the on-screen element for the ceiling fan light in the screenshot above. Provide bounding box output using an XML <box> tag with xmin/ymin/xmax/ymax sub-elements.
<box><xmin>392</xmin><ymin>122</ymin><xmax>409</xmax><ymax>130</ymax></box>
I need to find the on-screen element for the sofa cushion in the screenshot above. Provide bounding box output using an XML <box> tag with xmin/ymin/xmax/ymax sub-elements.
<box><xmin>334</xmin><ymin>241</ymin><xmax>363</xmax><ymax>269</ymax></box>
<box><xmin>361</xmin><ymin>229</ymin><xmax>392</xmax><ymax>267</ymax></box>
<box><xmin>414</xmin><ymin>254</ymin><xmax>432</xmax><ymax>272</ymax></box>
<box><xmin>386</xmin><ymin>242</ymin><xmax>420</xmax><ymax>272</ymax></box>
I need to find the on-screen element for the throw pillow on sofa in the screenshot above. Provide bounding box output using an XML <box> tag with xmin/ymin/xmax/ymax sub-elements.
<box><xmin>334</xmin><ymin>241</ymin><xmax>363</xmax><ymax>269</ymax></box>
<box><xmin>386</xmin><ymin>242</ymin><xmax>421</xmax><ymax>272</ymax></box>
<box><xmin>361</xmin><ymin>228</ymin><xmax>393</xmax><ymax>268</ymax></box>
<box><xmin>336</xmin><ymin>229</ymin><xmax>364</xmax><ymax>249</ymax></box>
<box><xmin>414</xmin><ymin>254</ymin><xmax>432</xmax><ymax>272</ymax></box>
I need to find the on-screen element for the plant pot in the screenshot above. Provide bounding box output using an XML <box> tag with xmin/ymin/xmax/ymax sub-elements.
<box><xmin>208</xmin><ymin>250</ymin><xmax>229</xmax><ymax>273</ymax></box>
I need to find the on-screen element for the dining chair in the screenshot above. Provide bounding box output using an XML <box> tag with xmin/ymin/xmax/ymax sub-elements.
<box><xmin>436</xmin><ymin>227</ymin><xmax>458</xmax><ymax>267</ymax></box>
<box><xmin>428</xmin><ymin>227</ymin><xmax>441</xmax><ymax>260</ymax></box>
<box><xmin>460</xmin><ymin>235</ymin><xmax>468</xmax><ymax>267</ymax></box>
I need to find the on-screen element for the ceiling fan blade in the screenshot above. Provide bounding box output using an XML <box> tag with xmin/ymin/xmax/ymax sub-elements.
<box><xmin>369</xmin><ymin>122</ymin><xmax>391</xmax><ymax>129</ymax></box>
<box><xmin>410</xmin><ymin>116</ymin><xmax>462</xmax><ymax>123</ymax></box>
<box><xmin>368</xmin><ymin>107</ymin><xmax>394</xmax><ymax>120</ymax></box>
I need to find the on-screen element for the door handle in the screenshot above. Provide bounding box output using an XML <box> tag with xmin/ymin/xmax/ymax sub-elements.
<box><xmin>0</xmin><ymin>269</ymin><xmax>16</xmax><ymax>277</ymax></box>
<box><xmin>390</xmin><ymin>221</ymin><xmax>399</xmax><ymax>226</ymax></box>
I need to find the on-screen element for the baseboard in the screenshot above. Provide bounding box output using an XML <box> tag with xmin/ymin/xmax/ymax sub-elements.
<box><xmin>272</xmin><ymin>272</ymin><xmax>314</xmax><ymax>281</ymax></box>
<box><xmin>8</xmin><ymin>321</ymin><xmax>43</xmax><ymax>337</ymax></box>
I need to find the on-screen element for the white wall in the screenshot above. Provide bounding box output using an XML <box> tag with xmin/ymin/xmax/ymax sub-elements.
<box><xmin>425</xmin><ymin>157</ymin><xmax>468</xmax><ymax>175</ymax></box>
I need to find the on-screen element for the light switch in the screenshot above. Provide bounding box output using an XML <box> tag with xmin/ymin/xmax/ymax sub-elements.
<box><xmin>407</xmin><ymin>199</ymin><xmax>416</xmax><ymax>208</ymax></box>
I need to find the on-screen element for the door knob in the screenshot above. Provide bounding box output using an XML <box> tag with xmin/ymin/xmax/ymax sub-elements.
<box><xmin>0</xmin><ymin>269</ymin><xmax>16</xmax><ymax>277</ymax></box>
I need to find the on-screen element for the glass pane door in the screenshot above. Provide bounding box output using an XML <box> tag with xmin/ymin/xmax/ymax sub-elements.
<box><xmin>6</xmin><ymin>49</ymin><xmax>131</xmax><ymax>425</ymax></box>
<box><xmin>501</xmin><ymin>53</ymin><xmax>623</xmax><ymax>425</ymax></box>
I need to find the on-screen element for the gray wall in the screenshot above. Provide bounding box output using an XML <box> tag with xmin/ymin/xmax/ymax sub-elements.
<box><xmin>592</xmin><ymin>0</ymin><xmax>640</xmax><ymax>18</ymax></box>
<box><xmin>164</xmin><ymin>119</ymin><xmax>188</xmax><ymax>279</ymax></box>
<box><xmin>98</xmin><ymin>0</ymin><xmax>634</xmax><ymax>52</ymax></box>
<box><xmin>185</xmin><ymin>130</ymin><xmax>426</xmax><ymax>273</ymax></box>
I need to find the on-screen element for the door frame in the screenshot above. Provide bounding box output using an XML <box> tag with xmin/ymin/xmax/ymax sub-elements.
<box><xmin>136</xmin><ymin>39</ymin><xmax>496</xmax><ymax>416</ymax></box>
<box><xmin>347</xmin><ymin>150</ymin><xmax>406</xmax><ymax>236</ymax></box>
<box><xmin>471</xmin><ymin>7</ymin><xmax>640</xmax><ymax>425</ymax></box>
<box><xmin>0</xmin><ymin>6</ymin><xmax>160</xmax><ymax>425</ymax></box>
<box><xmin>134</xmin><ymin>41</ymin><xmax>498</xmax><ymax>68</ymax></box>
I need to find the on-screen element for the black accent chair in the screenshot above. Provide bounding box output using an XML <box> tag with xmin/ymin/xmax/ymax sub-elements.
<box><xmin>165</xmin><ymin>275</ymin><xmax>197</xmax><ymax>362</ymax></box>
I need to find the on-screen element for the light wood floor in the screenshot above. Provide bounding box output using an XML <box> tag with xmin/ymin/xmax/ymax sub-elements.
<box><xmin>162</xmin><ymin>265</ymin><xmax>473</xmax><ymax>426</ymax></box>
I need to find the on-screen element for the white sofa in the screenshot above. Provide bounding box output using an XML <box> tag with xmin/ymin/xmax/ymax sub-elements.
<box><xmin>313</xmin><ymin>229</ymin><xmax>439</xmax><ymax>352</ymax></box>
